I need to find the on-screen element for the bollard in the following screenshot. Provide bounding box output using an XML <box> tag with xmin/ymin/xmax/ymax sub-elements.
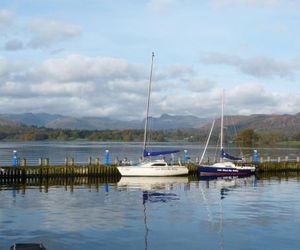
<box><xmin>21</xmin><ymin>158</ymin><xmax>26</xmax><ymax>167</ymax></box>
<box><xmin>43</xmin><ymin>158</ymin><xmax>49</xmax><ymax>166</ymax></box>
<box><xmin>88</xmin><ymin>157</ymin><xmax>92</xmax><ymax>165</ymax></box>
<box><xmin>285</xmin><ymin>156</ymin><xmax>288</xmax><ymax>162</ymax></box>
<box><xmin>267</xmin><ymin>156</ymin><xmax>271</xmax><ymax>162</ymax></box>
<box><xmin>105</xmin><ymin>150</ymin><xmax>110</xmax><ymax>166</ymax></box>
<box><xmin>95</xmin><ymin>158</ymin><xmax>99</xmax><ymax>166</ymax></box>
<box><xmin>278</xmin><ymin>156</ymin><xmax>281</xmax><ymax>163</ymax></box>
<box><xmin>70</xmin><ymin>158</ymin><xmax>74</xmax><ymax>166</ymax></box>
<box><xmin>65</xmin><ymin>157</ymin><xmax>68</xmax><ymax>166</ymax></box>
<box><xmin>38</xmin><ymin>158</ymin><xmax>43</xmax><ymax>166</ymax></box>
<box><xmin>297</xmin><ymin>157</ymin><xmax>299</xmax><ymax>163</ymax></box>
<box><xmin>12</xmin><ymin>150</ymin><xmax>17</xmax><ymax>167</ymax></box>
<box><xmin>260</xmin><ymin>157</ymin><xmax>264</xmax><ymax>163</ymax></box>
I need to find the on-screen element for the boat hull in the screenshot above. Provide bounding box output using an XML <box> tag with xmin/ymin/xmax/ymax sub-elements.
<box><xmin>117</xmin><ymin>166</ymin><xmax>188</xmax><ymax>177</ymax></box>
<box><xmin>197</xmin><ymin>165</ymin><xmax>255</xmax><ymax>177</ymax></box>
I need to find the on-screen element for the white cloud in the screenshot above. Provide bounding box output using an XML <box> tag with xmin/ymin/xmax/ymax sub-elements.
<box><xmin>0</xmin><ymin>9</ymin><xmax>14</xmax><ymax>28</ymax></box>
<box><xmin>34</xmin><ymin>54</ymin><xmax>146</xmax><ymax>82</ymax></box>
<box><xmin>186</xmin><ymin>79</ymin><xmax>216</xmax><ymax>92</ymax></box>
<box><xmin>211</xmin><ymin>0</ymin><xmax>296</xmax><ymax>8</ymax></box>
<box><xmin>0</xmin><ymin>54</ymin><xmax>298</xmax><ymax>119</ymax></box>
<box><xmin>202</xmin><ymin>53</ymin><xmax>297</xmax><ymax>79</ymax></box>
<box><xmin>27</xmin><ymin>18</ymin><xmax>82</xmax><ymax>48</ymax></box>
<box><xmin>147</xmin><ymin>0</ymin><xmax>177</xmax><ymax>12</ymax></box>
<box><xmin>4</xmin><ymin>39</ymin><xmax>24</xmax><ymax>51</ymax></box>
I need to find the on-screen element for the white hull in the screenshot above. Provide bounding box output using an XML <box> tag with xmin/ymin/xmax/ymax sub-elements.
<box><xmin>117</xmin><ymin>160</ymin><xmax>189</xmax><ymax>177</ymax></box>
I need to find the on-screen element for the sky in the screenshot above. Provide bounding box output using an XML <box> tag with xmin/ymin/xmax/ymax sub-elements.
<box><xmin>0</xmin><ymin>0</ymin><xmax>300</xmax><ymax>120</ymax></box>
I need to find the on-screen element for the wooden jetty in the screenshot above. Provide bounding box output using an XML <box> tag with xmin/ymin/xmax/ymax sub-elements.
<box><xmin>1</xmin><ymin>155</ymin><xmax>300</xmax><ymax>182</ymax></box>
<box><xmin>0</xmin><ymin>165</ymin><xmax>121</xmax><ymax>181</ymax></box>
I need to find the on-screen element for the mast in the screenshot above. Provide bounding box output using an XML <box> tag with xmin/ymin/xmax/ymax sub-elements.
<box><xmin>143</xmin><ymin>52</ymin><xmax>155</xmax><ymax>154</ymax></box>
<box><xmin>220</xmin><ymin>90</ymin><xmax>224</xmax><ymax>162</ymax></box>
<box><xmin>199</xmin><ymin>119</ymin><xmax>215</xmax><ymax>164</ymax></box>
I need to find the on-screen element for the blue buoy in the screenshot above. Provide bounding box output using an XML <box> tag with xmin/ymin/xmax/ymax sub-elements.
<box><xmin>183</xmin><ymin>150</ymin><xmax>190</xmax><ymax>163</ymax></box>
<box><xmin>253</xmin><ymin>149</ymin><xmax>259</xmax><ymax>165</ymax></box>
<box><xmin>12</xmin><ymin>150</ymin><xmax>17</xmax><ymax>167</ymax></box>
<box><xmin>105</xmin><ymin>149</ymin><xmax>110</xmax><ymax>165</ymax></box>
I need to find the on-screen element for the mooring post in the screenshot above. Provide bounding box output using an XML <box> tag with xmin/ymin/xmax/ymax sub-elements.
<box><xmin>44</xmin><ymin>158</ymin><xmax>49</xmax><ymax>166</ymax></box>
<box><xmin>12</xmin><ymin>150</ymin><xmax>17</xmax><ymax>167</ymax></box>
<box><xmin>21</xmin><ymin>158</ymin><xmax>26</xmax><ymax>167</ymax></box>
<box><xmin>105</xmin><ymin>150</ymin><xmax>110</xmax><ymax>166</ymax></box>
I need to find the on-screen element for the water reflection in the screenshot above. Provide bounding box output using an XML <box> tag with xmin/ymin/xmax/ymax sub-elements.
<box><xmin>117</xmin><ymin>177</ymin><xmax>185</xmax><ymax>250</ymax></box>
<box><xmin>117</xmin><ymin>176</ymin><xmax>189</xmax><ymax>191</ymax></box>
<box><xmin>0</xmin><ymin>176</ymin><xmax>120</xmax><ymax>194</ymax></box>
<box><xmin>1</xmin><ymin>173</ymin><xmax>300</xmax><ymax>250</ymax></box>
<box><xmin>198</xmin><ymin>175</ymin><xmax>256</xmax><ymax>250</ymax></box>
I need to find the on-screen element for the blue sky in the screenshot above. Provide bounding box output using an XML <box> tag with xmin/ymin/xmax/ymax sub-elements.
<box><xmin>0</xmin><ymin>0</ymin><xmax>299</xmax><ymax>120</ymax></box>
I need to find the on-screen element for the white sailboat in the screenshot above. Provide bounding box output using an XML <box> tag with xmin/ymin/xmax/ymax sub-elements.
<box><xmin>198</xmin><ymin>91</ymin><xmax>256</xmax><ymax>176</ymax></box>
<box><xmin>117</xmin><ymin>53</ymin><xmax>188</xmax><ymax>177</ymax></box>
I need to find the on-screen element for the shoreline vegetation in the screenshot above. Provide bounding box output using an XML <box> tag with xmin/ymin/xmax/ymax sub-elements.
<box><xmin>0</xmin><ymin>125</ymin><xmax>299</xmax><ymax>147</ymax></box>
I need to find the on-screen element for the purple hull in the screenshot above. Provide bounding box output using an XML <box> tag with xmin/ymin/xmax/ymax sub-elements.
<box><xmin>198</xmin><ymin>166</ymin><xmax>255</xmax><ymax>176</ymax></box>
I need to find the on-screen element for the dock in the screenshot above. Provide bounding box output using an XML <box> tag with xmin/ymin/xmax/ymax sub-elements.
<box><xmin>1</xmin><ymin>155</ymin><xmax>300</xmax><ymax>183</ymax></box>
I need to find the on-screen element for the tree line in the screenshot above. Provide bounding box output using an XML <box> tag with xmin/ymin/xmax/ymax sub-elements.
<box><xmin>0</xmin><ymin>125</ymin><xmax>298</xmax><ymax>147</ymax></box>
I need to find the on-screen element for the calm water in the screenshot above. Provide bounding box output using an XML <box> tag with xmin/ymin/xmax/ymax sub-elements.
<box><xmin>0</xmin><ymin>141</ymin><xmax>299</xmax><ymax>166</ymax></box>
<box><xmin>1</xmin><ymin>174</ymin><xmax>300</xmax><ymax>250</ymax></box>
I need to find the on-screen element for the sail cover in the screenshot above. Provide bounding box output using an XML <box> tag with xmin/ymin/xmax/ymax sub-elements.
<box><xmin>220</xmin><ymin>148</ymin><xmax>242</xmax><ymax>161</ymax></box>
<box><xmin>143</xmin><ymin>149</ymin><xmax>180</xmax><ymax>157</ymax></box>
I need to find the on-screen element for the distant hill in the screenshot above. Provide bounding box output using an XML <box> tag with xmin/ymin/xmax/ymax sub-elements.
<box><xmin>0</xmin><ymin>113</ymin><xmax>64</xmax><ymax>127</ymax></box>
<box><xmin>0</xmin><ymin>118</ymin><xmax>20</xmax><ymax>127</ymax></box>
<box><xmin>0</xmin><ymin>112</ymin><xmax>299</xmax><ymax>134</ymax></box>
<box><xmin>201</xmin><ymin>113</ymin><xmax>300</xmax><ymax>135</ymax></box>
<box><xmin>0</xmin><ymin>113</ymin><xmax>209</xmax><ymax>130</ymax></box>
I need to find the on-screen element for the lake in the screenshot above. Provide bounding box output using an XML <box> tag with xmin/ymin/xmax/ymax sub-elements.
<box><xmin>0</xmin><ymin>141</ymin><xmax>299</xmax><ymax>166</ymax></box>
<box><xmin>1</xmin><ymin>142</ymin><xmax>300</xmax><ymax>249</ymax></box>
<box><xmin>1</xmin><ymin>173</ymin><xmax>300</xmax><ymax>250</ymax></box>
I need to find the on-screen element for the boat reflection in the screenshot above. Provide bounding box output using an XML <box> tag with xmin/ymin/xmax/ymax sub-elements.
<box><xmin>199</xmin><ymin>175</ymin><xmax>256</xmax><ymax>195</ymax></box>
<box><xmin>117</xmin><ymin>176</ymin><xmax>189</xmax><ymax>191</ymax></box>
<box><xmin>198</xmin><ymin>175</ymin><xmax>256</xmax><ymax>250</ymax></box>
<box><xmin>118</xmin><ymin>176</ymin><xmax>186</xmax><ymax>250</ymax></box>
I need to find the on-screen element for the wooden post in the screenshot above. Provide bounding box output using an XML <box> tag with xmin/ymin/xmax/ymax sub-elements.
<box><xmin>65</xmin><ymin>157</ymin><xmax>68</xmax><ymax>166</ymax></box>
<box><xmin>88</xmin><ymin>157</ymin><xmax>92</xmax><ymax>165</ymax></box>
<box><xmin>21</xmin><ymin>158</ymin><xmax>26</xmax><ymax>167</ymax></box>
<box><xmin>44</xmin><ymin>158</ymin><xmax>49</xmax><ymax>166</ymax></box>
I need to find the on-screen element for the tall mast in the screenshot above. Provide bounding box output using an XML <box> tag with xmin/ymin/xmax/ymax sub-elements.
<box><xmin>143</xmin><ymin>52</ymin><xmax>155</xmax><ymax>154</ymax></box>
<box><xmin>220</xmin><ymin>90</ymin><xmax>224</xmax><ymax>162</ymax></box>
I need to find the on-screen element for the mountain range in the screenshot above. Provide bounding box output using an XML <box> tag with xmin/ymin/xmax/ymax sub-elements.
<box><xmin>0</xmin><ymin>113</ymin><xmax>209</xmax><ymax>130</ymax></box>
<box><xmin>0</xmin><ymin>112</ymin><xmax>299</xmax><ymax>134</ymax></box>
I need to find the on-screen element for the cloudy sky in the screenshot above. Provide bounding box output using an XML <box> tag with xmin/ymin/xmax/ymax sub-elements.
<box><xmin>0</xmin><ymin>0</ymin><xmax>299</xmax><ymax>120</ymax></box>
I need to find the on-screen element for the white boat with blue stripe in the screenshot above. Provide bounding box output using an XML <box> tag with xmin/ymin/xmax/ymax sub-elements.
<box><xmin>117</xmin><ymin>53</ymin><xmax>188</xmax><ymax>177</ymax></box>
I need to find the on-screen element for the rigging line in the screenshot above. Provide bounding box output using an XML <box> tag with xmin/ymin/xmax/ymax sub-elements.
<box><xmin>214</xmin><ymin>133</ymin><xmax>221</xmax><ymax>163</ymax></box>
<box><xmin>229</xmin><ymin>115</ymin><xmax>243</xmax><ymax>158</ymax></box>
<box><xmin>143</xmin><ymin>52</ymin><xmax>155</xmax><ymax>154</ymax></box>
